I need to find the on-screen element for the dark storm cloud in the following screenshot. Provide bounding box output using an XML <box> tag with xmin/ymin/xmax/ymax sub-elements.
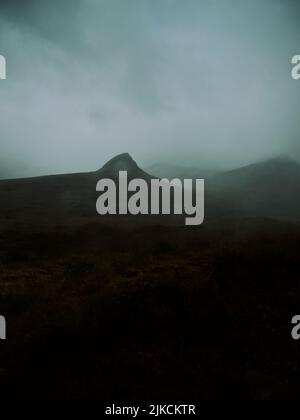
<box><xmin>0</xmin><ymin>0</ymin><xmax>300</xmax><ymax>178</ymax></box>
<box><xmin>0</xmin><ymin>0</ymin><xmax>84</xmax><ymax>52</ymax></box>
<box><xmin>0</xmin><ymin>0</ymin><xmax>81</xmax><ymax>29</ymax></box>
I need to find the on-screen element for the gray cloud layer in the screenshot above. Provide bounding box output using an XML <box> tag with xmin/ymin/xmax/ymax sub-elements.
<box><xmin>0</xmin><ymin>0</ymin><xmax>300</xmax><ymax>177</ymax></box>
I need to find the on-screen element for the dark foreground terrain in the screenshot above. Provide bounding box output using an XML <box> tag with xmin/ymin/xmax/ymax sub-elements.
<box><xmin>0</xmin><ymin>154</ymin><xmax>300</xmax><ymax>400</ymax></box>
<box><xmin>0</xmin><ymin>217</ymin><xmax>300</xmax><ymax>400</ymax></box>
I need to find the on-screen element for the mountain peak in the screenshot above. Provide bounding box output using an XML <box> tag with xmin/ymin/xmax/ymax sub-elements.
<box><xmin>96</xmin><ymin>153</ymin><xmax>154</xmax><ymax>180</ymax></box>
<box><xmin>99</xmin><ymin>153</ymin><xmax>138</xmax><ymax>173</ymax></box>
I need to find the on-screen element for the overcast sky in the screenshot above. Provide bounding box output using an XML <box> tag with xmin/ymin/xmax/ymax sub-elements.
<box><xmin>0</xmin><ymin>0</ymin><xmax>300</xmax><ymax>178</ymax></box>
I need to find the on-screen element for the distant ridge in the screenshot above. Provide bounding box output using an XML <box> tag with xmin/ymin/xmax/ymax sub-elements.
<box><xmin>208</xmin><ymin>155</ymin><xmax>300</xmax><ymax>221</ymax></box>
<box><xmin>218</xmin><ymin>155</ymin><xmax>300</xmax><ymax>177</ymax></box>
<box><xmin>146</xmin><ymin>162</ymin><xmax>217</xmax><ymax>180</ymax></box>
<box><xmin>210</xmin><ymin>156</ymin><xmax>300</xmax><ymax>190</ymax></box>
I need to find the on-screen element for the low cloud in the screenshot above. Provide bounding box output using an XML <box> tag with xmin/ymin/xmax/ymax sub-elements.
<box><xmin>0</xmin><ymin>0</ymin><xmax>300</xmax><ymax>177</ymax></box>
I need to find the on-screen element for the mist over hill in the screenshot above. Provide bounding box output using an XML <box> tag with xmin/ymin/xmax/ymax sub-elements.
<box><xmin>146</xmin><ymin>163</ymin><xmax>218</xmax><ymax>181</ymax></box>
<box><xmin>208</xmin><ymin>156</ymin><xmax>300</xmax><ymax>221</ymax></box>
<box><xmin>0</xmin><ymin>153</ymin><xmax>299</xmax><ymax>228</ymax></box>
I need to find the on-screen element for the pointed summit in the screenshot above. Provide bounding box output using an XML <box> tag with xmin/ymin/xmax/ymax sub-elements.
<box><xmin>96</xmin><ymin>153</ymin><xmax>154</xmax><ymax>180</ymax></box>
<box><xmin>100</xmin><ymin>153</ymin><xmax>139</xmax><ymax>173</ymax></box>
